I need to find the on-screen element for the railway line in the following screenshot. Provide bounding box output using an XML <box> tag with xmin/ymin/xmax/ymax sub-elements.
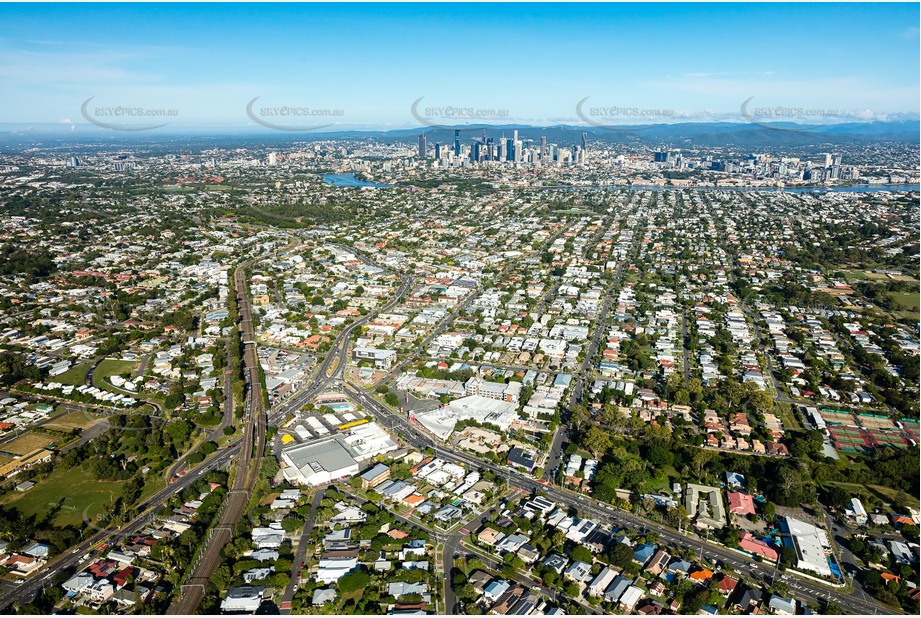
<box><xmin>166</xmin><ymin>266</ymin><xmax>266</xmax><ymax>614</ymax></box>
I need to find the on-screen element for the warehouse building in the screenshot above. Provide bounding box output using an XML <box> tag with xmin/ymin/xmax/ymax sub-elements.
<box><xmin>280</xmin><ymin>421</ymin><xmax>398</xmax><ymax>486</ymax></box>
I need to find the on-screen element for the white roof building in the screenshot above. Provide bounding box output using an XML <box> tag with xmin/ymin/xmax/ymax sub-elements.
<box><xmin>412</xmin><ymin>395</ymin><xmax>518</xmax><ymax>440</ymax></box>
<box><xmin>783</xmin><ymin>516</ymin><xmax>832</xmax><ymax>577</ymax></box>
<box><xmin>846</xmin><ymin>497</ymin><xmax>868</xmax><ymax>524</ymax></box>
<box><xmin>619</xmin><ymin>585</ymin><xmax>644</xmax><ymax>610</ymax></box>
<box><xmin>587</xmin><ymin>566</ymin><xmax>618</xmax><ymax>597</ymax></box>
<box><xmin>220</xmin><ymin>586</ymin><xmax>264</xmax><ymax>613</ymax></box>
<box><xmin>280</xmin><ymin>421</ymin><xmax>397</xmax><ymax>486</ymax></box>
<box><xmin>316</xmin><ymin>557</ymin><xmax>359</xmax><ymax>583</ymax></box>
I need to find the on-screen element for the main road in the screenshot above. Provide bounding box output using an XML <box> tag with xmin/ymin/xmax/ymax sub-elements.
<box><xmin>346</xmin><ymin>383</ymin><xmax>898</xmax><ymax>616</ymax></box>
<box><xmin>0</xmin><ymin>443</ymin><xmax>240</xmax><ymax>611</ymax></box>
<box><xmin>0</xmin><ymin>239</ymin><xmax>895</xmax><ymax>616</ymax></box>
<box><xmin>269</xmin><ymin>272</ymin><xmax>414</xmax><ymax>422</ymax></box>
<box><xmin>1</xmin><ymin>245</ymin><xmax>410</xmax><ymax>614</ymax></box>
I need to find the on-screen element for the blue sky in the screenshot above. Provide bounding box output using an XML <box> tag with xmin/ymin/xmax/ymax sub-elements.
<box><xmin>0</xmin><ymin>2</ymin><xmax>917</xmax><ymax>129</ymax></box>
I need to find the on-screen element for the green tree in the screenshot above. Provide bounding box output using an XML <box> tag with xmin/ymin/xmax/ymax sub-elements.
<box><xmin>337</xmin><ymin>569</ymin><xmax>370</xmax><ymax>594</ymax></box>
<box><xmin>571</xmin><ymin>545</ymin><xmax>593</xmax><ymax>564</ymax></box>
<box><xmin>583</xmin><ymin>426</ymin><xmax>612</xmax><ymax>459</ymax></box>
<box><xmin>780</xmin><ymin>546</ymin><xmax>798</xmax><ymax>569</ymax></box>
<box><xmin>609</xmin><ymin>543</ymin><xmax>634</xmax><ymax>569</ymax></box>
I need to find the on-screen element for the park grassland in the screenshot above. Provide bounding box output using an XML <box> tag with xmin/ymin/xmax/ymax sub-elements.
<box><xmin>53</xmin><ymin>362</ymin><xmax>90</xmax><ymax>386</ymax></box>
<box><xmin>41</xmin><ymin>408</ymin><xmax>99</xmax><ymax>432</ymax></box>
<box><xmin>0</xmin><ymin>465</ymin><xmax>126</xmax><ymax>528</ymax></box>
<box><xmin>52</xmin><ymin>359</ymin><xmax>138</xmax><ymax>389</ymax></box>
<box><xmin>94</xmin><ymin>359</ymin><xmax>139</xmax><ymax>384</ymax></box>
<box><xmin>889</xmin><ymin>291</ymin><xmax>920</xmax><ymax>318</ymax></box>
<box><xmin>2</xmin><ymin>432</ymin><xmax>57</xmax><ymax>456</ymax></box>
<box><xmin>827</xmin><ymin>480</ymin><xmax>920</xmax><ymax>510</ymax></box>
<box><xmin>775</xmin><ymin>402</ymin><xmax>803</xmax><ymax>432</ymax></box>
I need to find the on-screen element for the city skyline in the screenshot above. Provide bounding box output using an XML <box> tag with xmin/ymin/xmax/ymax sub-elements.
<box><xmin>0</xmin><ymin>3</ymin><xmax>918</xmax><ymax>616</ymax></box>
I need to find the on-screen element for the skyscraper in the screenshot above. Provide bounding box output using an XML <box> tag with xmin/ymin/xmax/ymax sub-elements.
<box><xmin>434</xmin><ymin>143</ymin><xmax>441</xmax><ymax>159</ymax></box>
<box><xmin>454</xmin><ymin>130</ymin><xmax>461</xmax><ymax>157</ymax></box>
<box><xmin>418</xmin><ymin>134</ymin><xmax>427</xmax><ymax>159</ymax></box>
<box><xmin>540</xmin><ymin>136</ymin><xmax>547</xmax><ymax>161</ymax></box>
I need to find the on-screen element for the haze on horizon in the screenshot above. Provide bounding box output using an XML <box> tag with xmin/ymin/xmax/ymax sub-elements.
<box><xmin>0</xmin><ymin>2</ymin><xmax>918</xmax><ymax>131</ymax></box>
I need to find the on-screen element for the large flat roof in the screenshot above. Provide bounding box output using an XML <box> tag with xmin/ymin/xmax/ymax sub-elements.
<box><xmin>783</xmin><ymin>516</ymin><xmax>832</xmax><ymax>577</ymax></box>
<box><xmin>414</xmin><ymin>395</ymin><xmax>518</xmax><ymax>440</ymax></box>
<box><xmin>283</xmin><ymin>421</ymin><xmax>398</xmax><ymax>477</ymax></box>
<box><xmin>285</xmin><ymin>436</ymin><xmax>357</xmax><ymax>474</ymax></box>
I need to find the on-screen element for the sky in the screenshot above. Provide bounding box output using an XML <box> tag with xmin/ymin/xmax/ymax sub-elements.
<box><xmin>0</xmin><ymin>2</ymin><xmax>918</xmax><ymax>131</ymax></box>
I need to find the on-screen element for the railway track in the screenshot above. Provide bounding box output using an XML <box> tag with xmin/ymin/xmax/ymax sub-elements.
<box><xmin>167</xmin><ymin>266</ymin><xmax>266</xmax><ymax>614</ymax></box>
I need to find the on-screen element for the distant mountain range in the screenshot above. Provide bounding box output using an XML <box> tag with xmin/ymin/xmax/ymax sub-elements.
<box><xmin>0</xmin><ymin>119</ymin><xmax>917</xmax><ymax>150</ymax></box>
<box><xmin>335</xmin><ymin>120</ymin><xmax>921</xmax><ymax>147</ymax></box>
